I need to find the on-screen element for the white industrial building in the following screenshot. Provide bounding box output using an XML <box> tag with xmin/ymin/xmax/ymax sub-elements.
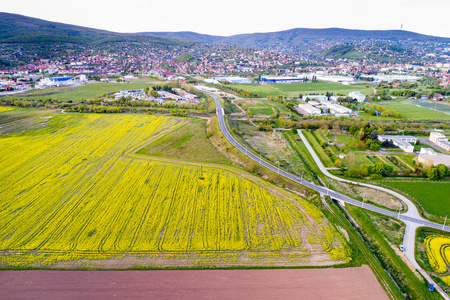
<box><xmin>348</xmin><ymin>91</ymin><xmax>366</xmax><ymax>103</ymax></box>
<box><xmin>303</xmin><ymin>73</ymin><xmax>355</xmax><ymax>84</ymax></box>
<box><xmin>419</xmin><ymin>148</ymin><xmax>450</xmax><ymax>167</ymax></box>
<box><xmin>367</xmin><ymin>74</ymin><xmax>422</xmax><ymax>83</ymax></box>
<box><xmin>157</xmin><ymin>91</ymin><xmax>183</xmax><ymax>101</ymax></box>
<box><xmin>117</xmin><ymin>89</ymin><xmax>145</xmax><ymax>100</ymax></box>
<box><xmin>326</xmin><ymin>103</ymin><xmax>353</xmax><ymax>116</ymax></box>
<box><xmin>430</xmin><ymin>132</ymin><xmax>450</xmax><ymax>151</ymax></box>
<box><xmin>378</xmin><ymin>135</ymin><xmax>417</xmax><ymax>153</ymax></box>
<box><xmin>195</xmin><ymin>85</ymin><xmax>219</xmax><ymax>93</ymax></box>
<box><xmin>261</xmin><ymin>76</ymin><xmax>304</xmax><ymax>83</ymax></box>
<box><xmin>303</xmin><ymin>95</ymin><xmax>328</xmax><ymax>102</ymax></box>
<box><xmin>298</xmin><ymin>103</ymin><xmax>321</xmax><ymax>116</ymax></box>
<box><xmin>205</xmin><ymin>79</ymin><xmax>220</xmax><ymax>85</ymax></box>
<box><xmin>38</xmin><ymin>76</ymin><xmax>76</xmax><ymax>87</ymax></box>
<box><xmin>215</xmin><ymin>76</ymin><xmax>252</xmax><ymax>84</ymax></box>
<box><xmin>306</xmin><ymin>100</ymin><xmax>355</xmax><ymax>117</ymax></box>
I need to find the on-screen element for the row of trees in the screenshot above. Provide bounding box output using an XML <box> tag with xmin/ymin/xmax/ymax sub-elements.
<box><xmin>346</xmin><ymin>162</ymin><xmax>394</xmax><ymax>179</ymax></box>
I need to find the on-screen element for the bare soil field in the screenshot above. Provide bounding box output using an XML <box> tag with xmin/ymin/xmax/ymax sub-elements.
<box><xmin>0</xmin><ymin>266</ymin><xmax>388</xmax><ymax>300</ymax></box>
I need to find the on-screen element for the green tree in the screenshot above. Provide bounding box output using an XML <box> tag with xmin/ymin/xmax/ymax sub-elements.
<box><xmin>437</xmin><ymin>164</ymin><xmax>449</xmax><ymax>178</ymax></box>
<box><xmin>427</xmin><ymin>167</ymin><xmax>439</xmax><ymax>180</ymax></box>
<box><xmin>370</xmin><ymin>129</ymin><xmax>378</xmax><ymax>140</ymax></box>
<box><xmin>356</xmin><ymin>128</ymin><xmax>366</xmax><ymax>140</ymax></box>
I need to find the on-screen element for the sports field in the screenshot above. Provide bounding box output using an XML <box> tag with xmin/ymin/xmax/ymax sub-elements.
<box><xmin>379</xmin><ymin>99</ymin><xmax>450</xmax><ymax>120</ymax></box>
<box><xmin>0</xmin><ymin>110</ymin><xmax>350</xmax><ymax>268</ymax></box>
<box><xmin>413</xmin><ymin>100</ymin><xmax>450</xmax><ymax>115</ymax></box>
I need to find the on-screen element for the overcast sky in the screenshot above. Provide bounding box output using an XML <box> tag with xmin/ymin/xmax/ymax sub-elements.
<box><xmin>2</xmin><ymin>0</ymin><xmax>450</xmax><ymax>38</ymax></box>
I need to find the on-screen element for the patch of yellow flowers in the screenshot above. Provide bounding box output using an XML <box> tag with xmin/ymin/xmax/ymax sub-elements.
<box><xmin>0</xmin><ymin>113</ymin><xmax>350</xmax><ymax>267</ymax></box>
<box><xmin>425</xmin><ymin>235</ymin><xmax>450</xmax><ymax>273</ymax></box>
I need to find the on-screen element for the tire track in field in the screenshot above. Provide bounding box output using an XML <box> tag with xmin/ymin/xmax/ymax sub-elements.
<box><xmin>128</xmin><ymin>163</ymin><xmax>166</xmax><ymax>251</ymax></box>
<box><xmin>157</xmin><ymin>166</ymin><xmax>185</xmax><ymax>252</ymax></box>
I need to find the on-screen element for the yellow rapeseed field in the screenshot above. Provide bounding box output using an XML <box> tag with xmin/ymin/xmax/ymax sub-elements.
<box><xmin>0</xmin><ymin>112</ymin><xmax>350</xmax><ymax>268</ymax></box>
<box><xmin>0</xmin><ymin>106</ymin><xmax>15</xmax><ymax>113</ymax></box>
<box><xmin>424</xmin><ymin>235</ymin><xmax>450</xmax><ymax>273</ymax></box>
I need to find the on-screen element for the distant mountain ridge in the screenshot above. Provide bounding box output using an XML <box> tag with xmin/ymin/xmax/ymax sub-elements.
<box><xmin>141</xmin><ymin>27</ymin><xmax>450</xmax><ymax>50</ymax></box>
<box><xmin>1</xmin><ymin>12</ymin><xmax>450</xmax><ymax>51</ymax></box>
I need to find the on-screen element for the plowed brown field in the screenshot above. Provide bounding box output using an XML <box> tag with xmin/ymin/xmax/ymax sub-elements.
<box><xmin>0</xmin><ymin>265</ymin><xmax>388</xmax><ymax>300</ymax></box>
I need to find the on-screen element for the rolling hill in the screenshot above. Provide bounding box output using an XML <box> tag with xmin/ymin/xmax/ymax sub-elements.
<box><xmin>0</xmin><ymin>12</ymin><xmax>191</xmax><ymax>46</ymax></box>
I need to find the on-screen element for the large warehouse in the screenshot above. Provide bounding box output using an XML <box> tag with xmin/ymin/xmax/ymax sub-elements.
<box><xmin>261</xmin><ymin>76</ymin><xmax>304</xmax><ymax>84</ymax></box>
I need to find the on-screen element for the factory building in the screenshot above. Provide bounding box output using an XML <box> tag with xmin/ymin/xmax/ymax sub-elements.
<box><xmin>348</xmin><ymin>91</ymin><xmax>366</xmax><ymax>103</ymax></box>
<box><xmin>378</xmin><ymin>135</ymin><xmax>417</xmax><ymax>153</ymax></box>
<box><xmin>298</xmin><ymin>103</ymin><xmax>321</xmax><ymax>116</ymax></box>
<box><xmin>303</xmin><ymin>95</ymin><xmax>328</xmax><ymax>102</ymax></box>
<box><xmin>261</xmin><ymin>76</ymin><xmax>304</xmax><ymax>84</ymax></box>
<box><xmin>215</xmin><ymin>76</ymin><xmax>252</xmax><ymax>84</ymax></box>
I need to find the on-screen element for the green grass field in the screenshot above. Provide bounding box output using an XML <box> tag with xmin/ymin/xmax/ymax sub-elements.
<box><xmin>224</xmin><ymin>82</ymin><xmax>374</xmax><ymax>99</ymax></box>
<box><xmin>0</xmin><ymin>109</ymin><xmax>349</xmax><ymax>268</ymax></box>
<box><xmin>4</xmin><ymin>80</ymin><xmax>158</xmax><ymax>102</ymax></box>
<box><xmin>224</xmin><ymin>84</ymin><xmax>286</xmax><ymax>98</ymax></box>
<box><xmin>235</xmin><ymin>99</ymin><xmax>290</xmax><ymax>116</ymax></box>
<box><xmin>358</xmin><ymin>112</ymin><xmax>399</xmax><ymax>121</ymax></box>
<box><xmin>379</xmin><ymin>99</ymin><xmax>450</xmax><ymax>120</ymax></box>
<box><xmin>273</xmin><ymin>82</ymin><xmax>373</xmax><ymax>98</ymax></box>
<box><xmin>137</xmin><ymin>118</ymin><xmax>230</xmax><ymax>165</ymax></box>
<box><xmin>381</xmin><ymin>181</ymin><xmax>450</xmax><ymax>217</ymax></box>
<box><xmin>302</xmin><ymin>130</ymin><xmax>335</xmax><ymax>168</ymax></box>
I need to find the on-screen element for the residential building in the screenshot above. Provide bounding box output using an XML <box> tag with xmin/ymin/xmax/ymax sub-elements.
<box><xmin>430</xmin><ymin>132</ymin><xmax>450</xmax><ymax>151</ymax></box>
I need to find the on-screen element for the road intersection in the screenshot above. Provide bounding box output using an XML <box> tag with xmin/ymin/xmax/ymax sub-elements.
<box><xmin>210</xmin><ymin>93</ymin><xmax>450</xmax><ymax>299</ymax></box>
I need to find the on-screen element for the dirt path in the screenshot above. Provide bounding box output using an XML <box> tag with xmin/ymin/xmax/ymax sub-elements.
<box><xmin>0</xmin><ymin>266</ymin><xmax>388</xmax><ymax>300</ymax></box>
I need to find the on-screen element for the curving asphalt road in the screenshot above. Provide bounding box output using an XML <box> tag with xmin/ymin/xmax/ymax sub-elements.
<box><xmin>210</xmin><ymin>93</ymin><xmax>450</xmax><ymax>299</ymax></box>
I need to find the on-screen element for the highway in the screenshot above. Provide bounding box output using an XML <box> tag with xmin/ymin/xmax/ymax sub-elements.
<box><xmin>211</xmin><ymin>93</ymin><xmax>450</xmax><ymax>299</ymax></box>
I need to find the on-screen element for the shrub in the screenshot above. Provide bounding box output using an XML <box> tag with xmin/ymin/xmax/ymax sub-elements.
<box><xmin>369</xmin><ymin>174</ymin><xmax>383</xmax><ymax>180</ymax></box>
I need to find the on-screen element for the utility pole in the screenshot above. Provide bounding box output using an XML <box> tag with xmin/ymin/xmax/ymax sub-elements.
<box><xmin>443</xmin><ymin>215</ymin><xmax>447</xmax><ymax>231</ymax></box>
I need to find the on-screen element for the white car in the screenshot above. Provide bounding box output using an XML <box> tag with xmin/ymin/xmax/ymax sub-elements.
<box><xmin>400</xmin><ymin>245</ymin><xmax>405</xmax><ymax>251</ymax></box>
